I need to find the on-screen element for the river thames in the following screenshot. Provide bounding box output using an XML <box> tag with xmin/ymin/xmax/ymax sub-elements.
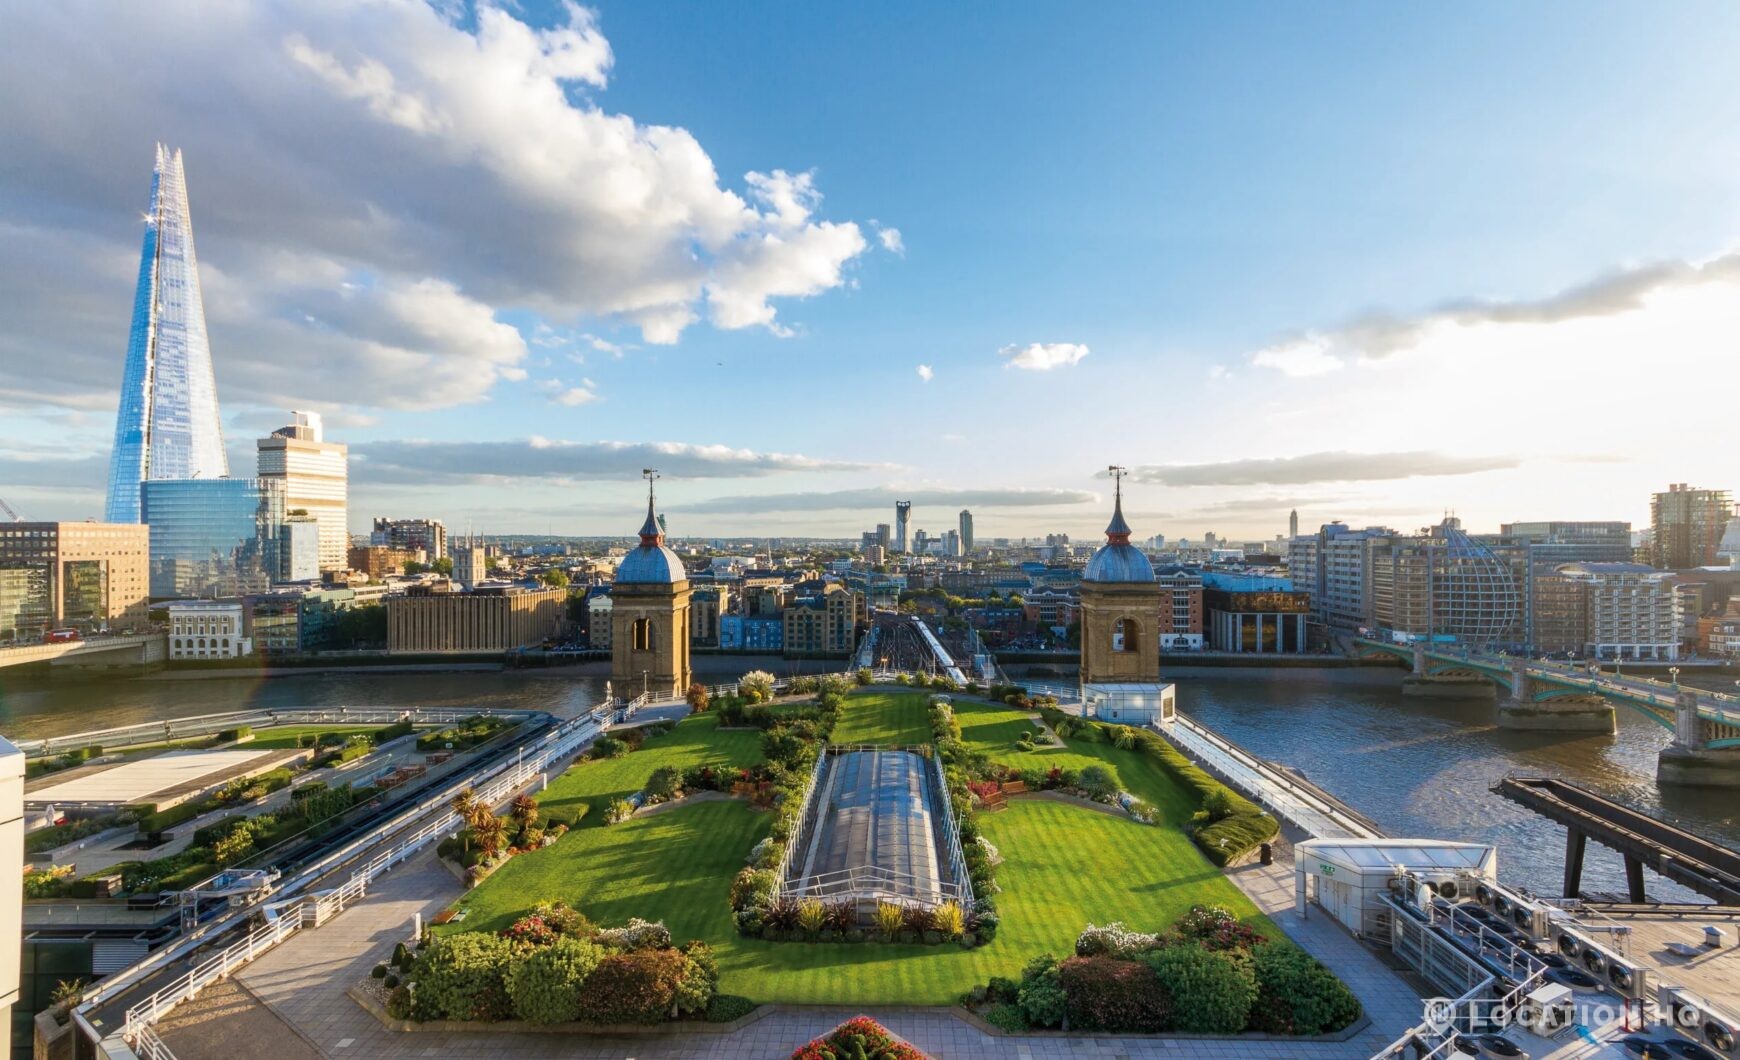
<box><xmin>3</xmin><ymin>664</ymin><xmax>1734</xmax><ymax>902</ymax></box>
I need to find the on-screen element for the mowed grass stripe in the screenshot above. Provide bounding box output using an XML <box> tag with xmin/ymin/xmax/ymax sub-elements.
<box><xmin>536</xmin><ymin>713</ymin><xmax>764</xmax><ymax>827</ymax></box>
<box><xmin>829</xmin><ymin>691</ymin><xmax>932</xmax><ymax>747</ymax></box>
<box><xmin>954</xmin><ymin>699</ymin><xmax>1195</xmax><ymax>822</ymax></box>
<box><xmin>443</xmin><ymin>692</ymin><xmax>1281</xmax><ymax>1006</ymax></box>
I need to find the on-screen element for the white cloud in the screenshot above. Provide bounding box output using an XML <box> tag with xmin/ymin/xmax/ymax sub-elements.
<box><xmin>1249</xmin><ymin>336</ymin><xmax>1343</xmax><ymax>377</ymax></box>
<box><xmin>541</xmin><ymin>376</ymin><xmax>600</xmax><ymax>407</ymax></box>
<box><xmin>1129</xmin><ymin>451</ymin><xmax>1520</xmax><ymax>487</ymax></box>
<box><xmin>0</xmin><ymin>1</ymin><xmax>872</xmax><ymax>410</ymax></box>
<box><xmin>916</xmin><ymin>364</ymin><xmax>933</xmax><ymax>382</ymax></box>
<box><xmin>351</xmin><ymin>438</ymin><xmax>882</xmax><ymax>484</ymax></box>
<box><xmin>878</xmin><ymin>226</ymin><xmax>905</xmax><ymax>255</ymax></box>
<box><xmin>999</xmin><ymin>342</ymin><xmax>1089</xmax><ymax>371</ymax></box>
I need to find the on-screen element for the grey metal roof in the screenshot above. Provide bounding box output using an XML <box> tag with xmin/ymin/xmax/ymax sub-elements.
<box><xmin>615</xmin><ymin>545</ymin><xmax>687</xmax><ymax>584</ymax></box>
<box><xmin>1083</xmin><ymin>543</ymin><xmax>1156</xmax><ymax>583</ymax></box>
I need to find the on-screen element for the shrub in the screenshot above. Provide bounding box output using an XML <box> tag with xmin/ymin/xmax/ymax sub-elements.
<box><xmin>706</xmin><ymin>994</ymin><xmax>757</xmax><ymax>1023</ymax></box>
<box><xmin>738</xmin><ymin>670</ymin><xmax>776</xmax><ymax>703</ymax></box>
<box><xmin>604</xmin><ymin>799</ymin><xmax>637</xmax><ymax>825</ymax></box>
<box><xmin>591</xmin><ymin>735</ymin><xmax>629</xmax><ymax>759</ymax></box>
<box><xmin>1141</xmin><ymin>944</ymin><xmax>1256</xmax><ymax>1033</ymax></box>
<box><xmin>729</xmin><ymin>867</ymin><xmax>778</xmax><ymax>912</ymax></box>
<box><xmin>792</xmin><ymin>1016</ymin><xmax>923</xmax><ymax>1060</ymax></box>
<box><xmin>506</xmin><ymin>936</ymin><xmax>605</xmax><ymax>1024</ymax></box>
<box><xmin>1016</xmin><ymin>954</ymin><xmax>1066</xmax><ymax>1029</ymax></box>
<box><xmin>823</xmin><ymin>899</ymin><xmax>855</xmax><ymax>932</ymax></box>
<box><xmin>375</xmin><ymin>720</ymin><xmax>415</xmax><ymax>743</ymax></box>
<box><xmin>383</xmin><ymin>972</ymin><xmax>400</xmax><ymax>989</ymax></box>
<box><xmin>1176</xmin><ymin>904</ymin><xmax>1265</xmax><ymax>950</ymax></box>
<box><xmin>796</xmin><ymin>898</ymin><xmax>826</xmax><ymax>934</ymax></box>
<box><xmin>1202</xmin><ymin>787</ymin><xmax>1237</xmax><ymax>821</ymax></box>
<box><xmin>1075</xmin><ymin>764</ymin><xmax>1117</xmax><ymax>801</ymax></box>
<box><xmin>1059</xmin><ymin>956</ymin><xmax>1170</xmax><ymax>1032</ymax></box>
<box><xmin>855</xmin><ymin>667</ymin><xmax>873</xmax><ymax>685</ymax></box>
<box><xmin>685</xmin><ymin>682</ymin><xmax>711</xmax><ymax>712</ymax></box>
<box><xmin>592</xmin><ymin>918</ymin><xmax>671</xmax><ymax>952</ymax></box>
<box><xmin>931</xmin><ymin>901</ymin><xmax>965</xmax><ymax>938</ymax></box>
<box><xmin>1126</xmin><ymin>798</ymin><xmax>1158</xmax><ymax>824</ymax></box>
<box><xmin>986</xmin><ymin>976</ymin><xmax>1019</xmax><ymax>1004</ymax></box>
<box><xmin>213</xmin><ymin>828</ymin><xmax>255</xmax><ymax>866</ymax></box>
<box><xmin>411</xmin><ymin>933</ymin><xmax>516</xmax><ymax>1022</ymax></box>
<box><xmin>644</xmin><ymin>766</ymin><xmax>683</xmax><ymax>802</ymax></box>
<box><xmin>873</xmin><ymin>902</ymin><xmax>904</xmax><ymax>939</ymax></box>
<box><xmin>673</xmin><ymin>941</ymin><xmax>717</xmax><ymax>1015</ymax></box>
<box><xmin>1248</xmin><ymin>940</ymin><xmax>1362</xmax><ymax>1035</ymax></box>
<box><xmin>574</xmin><ymin>949</ymin><xmax>686</xmax><ymax>1024</ymax></box>
<box><xmin>984</xmin><ymin>1003</ymin><xmax>1027</xmax><ymax>1032</ymax></box>
<box><xmin>1075</xmin><ymin>921</ymin><xmax>1163</xmax><ymax>959</ymax></box>
<box><xmin>371</xmin><ymin>963</ymin><xmax>388</xmax><ymax>979</ymax></box>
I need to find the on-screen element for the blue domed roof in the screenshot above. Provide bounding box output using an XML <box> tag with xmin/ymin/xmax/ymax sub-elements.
<box><xmin>616</xmin><ymin>544</ymin><xmax>687</xmax><ymax>584</ymax></box>
<box><xmin>1082</xmin><ymin>472</ymin><xmax>1154</xmax><ymax>583</ymax></box>
<box><xmin>1084</xmin><ymin>543</ymin><xmax>1155</xmax><ymax>583</ymax></box>
<box><xmin>615</xmin><ymin>478</ymin><xmax>686</xmax><ymax>584</ymax></box>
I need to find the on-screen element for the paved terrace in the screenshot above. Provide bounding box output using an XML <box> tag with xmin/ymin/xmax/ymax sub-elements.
<box><xmin>158</xmin><ymin>842</ymin><xmax>1426</xmax><ymax>1059</ymax></box>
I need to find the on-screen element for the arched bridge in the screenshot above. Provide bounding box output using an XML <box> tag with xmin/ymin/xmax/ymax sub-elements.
<box><xmin>1355</xmin><ymin>638</ymin><xmax>1740</xmax><ymax>787</ymax></box>
<box><xmin>0</xmin><ymin>632</ymin><xmax>167</xmax><ymax>670</ymax></box>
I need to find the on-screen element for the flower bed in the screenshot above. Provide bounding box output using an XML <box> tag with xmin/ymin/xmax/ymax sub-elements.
<box><xmin>792</xmin><ymin>1015</ymin><xmax>926</xmax><ymax>1059</ymax></box>
<box><xmin>960</xmin><ymin>904</ymin><xmax>1360</xmax><ymax>1036</ymax></box>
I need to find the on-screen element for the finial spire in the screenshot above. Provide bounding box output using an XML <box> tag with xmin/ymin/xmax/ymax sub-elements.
<box><xmin>638</xmin><ymin>468</ymin><xmax>663</xmax><ymax>545</ymax></box>
<box><xmin>1105</xmin><ymin>465</ymin><xmax>1132</xmax><ymax>544</ymax></box>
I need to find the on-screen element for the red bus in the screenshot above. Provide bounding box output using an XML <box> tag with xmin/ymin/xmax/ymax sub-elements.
<box><xmin>44</xmin><ymin>628</ymin><xmax>82</xmax><ymax>643</ymax></box>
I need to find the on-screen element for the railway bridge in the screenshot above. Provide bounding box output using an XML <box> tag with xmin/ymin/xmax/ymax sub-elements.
<box><xmin>1356</xmin><ymin>638</ymin><xmax>1740</xmax><ymax>787</ymax></box>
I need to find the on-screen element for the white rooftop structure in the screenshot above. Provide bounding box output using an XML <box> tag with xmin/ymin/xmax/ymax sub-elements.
<box><xmin>1295</xmin><ymin>837</ymin><xmax>1497</xmax><ymax>938</ymax></box>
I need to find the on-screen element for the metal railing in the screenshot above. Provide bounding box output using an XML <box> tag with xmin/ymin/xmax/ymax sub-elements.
<box><xmin>929</xmin><ymin>750</ymin><xmax>977</xmax><ymax>909</ymax></box>
<box><xmin>78</xmin><ymin>700</ymin><xmax>614</xmax><ymax>1057</ymax></box>
<box><xmin>16</xmin><ymin>705</ymin><xmax>541</xmax><ymax>758</ymax></box>
<box><xmin>784</xmin><ymin>863</ymin><xmax>973</xmax><ymax>906</ymax></box>
<box><xmin>773</xmin><ymin>751</ymin><xmax>830</xmax><ymax>890</ymax></box>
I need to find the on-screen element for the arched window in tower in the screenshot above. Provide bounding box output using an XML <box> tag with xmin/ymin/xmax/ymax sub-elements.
<box><xmin>632</xmin><ymin>618</ymin><xmax>655</xmax><ymax>652</ymax></box>
<box><xmin>1113</xmin><ymin>617</ymin><xmax>1138</xmax><ymax>654</ymax></box>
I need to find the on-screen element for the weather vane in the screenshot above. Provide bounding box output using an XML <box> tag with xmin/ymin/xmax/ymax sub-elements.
<box><xmin>1107</xmin><ymin>465</ymin><xmax>1127</xmax><ymax>499</ymax></box>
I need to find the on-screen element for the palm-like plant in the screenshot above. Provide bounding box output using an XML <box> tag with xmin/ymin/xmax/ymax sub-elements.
<box><xmin>509</xmin><ymin>794</ymin><xmax>539</xmax><ymax>829</ymax></box>
<box><xmin>473</xmin><ymin>814</ymin><xmax>508</xmax><ymax>859</ymax></box>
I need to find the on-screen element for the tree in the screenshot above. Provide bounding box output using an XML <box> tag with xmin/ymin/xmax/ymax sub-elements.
<box><xmin>450</xmin><ymin>789</ymin><xmax>480</xmax><ymax>851</ymax></box>
<box><xmin>540</xmin><ymin>569</ymin><xmax>569</xmax><ymax>588</ymax></box>
<box><xmin>403</xmin><ymin>559</ymin><xmax>429</xmax><ymax>575</ymax></box>
<box><xmin>474</xmin><ymin>814</ymin><xmax>508</xmax><ymax>858</ymax></box>
<box><xmin>509</xmin><ymin>794</ymin><xmax>540</xmax><ymax>831</ymax></box>
<box><xmin>431</xmin><ymin>556</ymin><xmax>454</xmax><ymax>576</ymax></box>
<box><xmin>485</xmin><ymin>555</ymin><xmax>502</xmax><ymax>572</ymax></box>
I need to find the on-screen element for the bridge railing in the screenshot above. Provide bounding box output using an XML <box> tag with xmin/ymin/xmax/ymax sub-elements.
<box><xmin>13</xmin><ymin>705</ymin><xmax>542</xmax><ymax>758</ymax></box>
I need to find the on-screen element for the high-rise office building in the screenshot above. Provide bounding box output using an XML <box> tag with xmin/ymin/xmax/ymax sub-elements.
<box><xmin>1289</xmin><ymin>509</ymin><xmax>1299</xmax><ymax>540</ymax></box>
<box><xmin>104</xmin><ymin>144</ymin><xmax>228</xmax><ymax>523</ymax></box>
<box><xmin>1651</xmin><ymin>484</ymin><xmax>1731</xmax><ymax>569</ymax></box>
<box><xmin>894</xmin><ymin>502</ymin><xmax>911</xmax><ymax>554</ymax></box>
<box><xmin>142</xmin><ymin>478</ymin><xmax>285</xmax><ymax>598</ymax></box>
<box><xmin>257</xmin><ymin>411</ymin><xmax>348</xmax><ymax>572</ymax></box>
<box><xmin>959</xmin><ymin>509</ymin><xmax>974</xmax><ymax>554</ymax></box>
<box><xmin>0</xmin><ymin>523</ymin><xmax>150</xmax><ymax>643</ymax></box>
<box><xmin>943</xmin><ymin>529</ymin><xmax>961</xmax><ymax>557</ymax></box>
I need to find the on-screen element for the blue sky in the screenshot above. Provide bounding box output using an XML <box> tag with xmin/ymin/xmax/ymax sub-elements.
<box><xmin>3</xmin><ymin>1</ymin><xmax>1738</xmax><ymax>540</ymax></box>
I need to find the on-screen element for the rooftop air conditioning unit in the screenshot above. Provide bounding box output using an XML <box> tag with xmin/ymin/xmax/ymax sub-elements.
<box><xmin>1661</xmin><ymin>987</ymin><xmax>1740</xmax><ymax>1058</ymax></box>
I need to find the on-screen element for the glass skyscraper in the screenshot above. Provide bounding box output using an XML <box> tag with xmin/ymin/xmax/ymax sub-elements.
<box><xmin>142</xmin><ymin>479</ymin><xmax>285</xmax><ymax>599</ymax></box>
<box><xmin>104</xmin><ymin>144</ymin><xmax>228</xmax><ymax>523</ymax></box>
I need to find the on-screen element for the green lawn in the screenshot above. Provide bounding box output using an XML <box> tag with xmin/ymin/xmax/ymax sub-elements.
<box><xmin>445</xmin><ymin>796</ymin><xmax>1270</xmax><ymax>1005</ymax></box>
<box><xmin>830</xmin><ymin>691</ymin><xmax>933</xmax><ymax>747</ymax></box>
<box><xmin>245</xmin><ymin>725</ymin><xmax>386</xmax><ymax>749</ymax></box>
<box><xmin>444</xmin><ymin>695</ymin><xmax>1275</xmax><ymax>1005</ymax></box>
<box><xmin>533</xmin><ymin>713</ymin><xmax>765</xmax><ymax>828</ymax></box>
<box><xmin>954</xmin><ymin>699</ymin><xmax>1196</xmax><ymax>823</ymax></box>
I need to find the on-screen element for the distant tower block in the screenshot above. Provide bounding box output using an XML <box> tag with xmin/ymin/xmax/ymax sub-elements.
<box><xmin>895</xmin><ymin>501</ymin><xmax>912</xmax><ymax>554</ymax></box>
<box><xmin>1290</xmin><ymin>509</ymin><xmax>1299</xmax><ymax>540</ymax></box>
<box><xmin>611</xmin><ymin>470</ymin><xmax>692</xmax><ymax>700</ymax></box>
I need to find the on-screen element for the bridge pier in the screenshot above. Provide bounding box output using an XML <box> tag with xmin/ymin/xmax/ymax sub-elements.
<box><xmin>1659</xmin><ymin>692</ymin><xmax>1740</xmax><ymax>787</ymax></box>
<box><xmin>1496</xmin><ymin>659</ymin><xmax>1614</xmax><ymax>732</ymax></box>
<box><xmin>1401</xmin><ymin>673</ymin><xmax>1497</xmax><ymax>698</ymax></box>
<box><xmin>1563</xmin><ymin>827</ymin><xmax>1586</xmax><ymax>897</ymax></box>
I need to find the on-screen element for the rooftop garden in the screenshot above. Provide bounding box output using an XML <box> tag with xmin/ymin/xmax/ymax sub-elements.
<box><xmin>420</xmin><ymin>686</ymin><xmax>1322</xmax><ymax>1027</ymax></box>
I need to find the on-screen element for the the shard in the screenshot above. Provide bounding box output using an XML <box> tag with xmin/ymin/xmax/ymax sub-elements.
<box><xmin>104</xmin><ymin>143</ymin><xmax>228</xmax><ymax>523</ymax></box>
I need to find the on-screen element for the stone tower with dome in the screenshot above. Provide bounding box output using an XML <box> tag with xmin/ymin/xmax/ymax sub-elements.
<box><xmin>1078</xmin><ymin>467</ymin><xmax>1175</xmax><ymax>724</ymax></box>
<box><xmin>611</xmin><ymin>471</ymin><xmax>692</xmax><ymax>700</ymax></box>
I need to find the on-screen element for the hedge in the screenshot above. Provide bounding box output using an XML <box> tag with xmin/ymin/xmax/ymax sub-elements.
<box><xmin>504</xmin><ymin>936</ymin><xmax>606</xmax><ymax>1024</ymax></box>
<box><xmin>411</xmin><ymin>933</ymin><xmax>516</xmax><ymax>1022</ymax></box>
<box><xmin>218</xmin><ymin>726</ymin><xmax>252</xmax><ymax>742</ymax></box>
<box><xmin>573</xmin><ymin>949</ymin><xmax>686</xmax><ymax>1025</ymax></box>
<box><xmin>375</xmin><ymin>720</ymin><xmax>415</xmax><ymax>743</ymax></box>
<box><xmin>26</xmin><ymin>814</ymin><xmax>124</xmax><ymax>853</ymax></box>
<box><xmin>1248</xmin><ymin>939</ymin><xmax>1362</xmax><ymax>1035</ymax></box>
<box><xmin>1038</xmin><ymin>708</ymin><xmax>1279</xmax><ymax>865</ymax></box>
<box><xmin>1141</xmin><ymin>944</ymin><xmax>1256</xmax><ymax>1033</ymax></box>
<box><xmin>1059</xmin><ymin>956</ymin><xmax>1171</xmax><ymax>1032</ymax></box>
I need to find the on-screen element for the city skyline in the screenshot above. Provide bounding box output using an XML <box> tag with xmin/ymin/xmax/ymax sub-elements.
<box><xmin>4</xmin><ymin>3</ymin><xmax>1740</xmax><ymax>538</ymax></box>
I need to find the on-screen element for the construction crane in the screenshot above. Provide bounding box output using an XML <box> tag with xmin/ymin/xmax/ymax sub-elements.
<box><xmin>0</xmin><ymin>496</ymin><xmax>22</xmax><ymax>522</ymax></box>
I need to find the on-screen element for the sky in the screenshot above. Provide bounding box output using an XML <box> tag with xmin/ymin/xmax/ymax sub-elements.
<box><xmin>3</xmin><ymin>1</ymin><xmax>1739</xmax><ymax>542</ymax></box>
